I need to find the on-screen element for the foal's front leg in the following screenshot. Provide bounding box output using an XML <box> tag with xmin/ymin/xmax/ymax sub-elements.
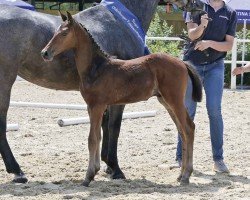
<box><xmin>95</xmin><ymin>127</ymin><xmax>101</xmax><ymax>174</ymax></box>
<box><xmin>83</xmin><ymin>104</ymin><xmax>107</xmax><ymax>187</ymax></box>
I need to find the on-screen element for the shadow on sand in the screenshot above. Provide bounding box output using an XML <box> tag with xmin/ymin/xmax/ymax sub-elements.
<box><xmin>0</xmin><ymin>170</ymin><xmax>249</xmax><ymax>199</ymax></box>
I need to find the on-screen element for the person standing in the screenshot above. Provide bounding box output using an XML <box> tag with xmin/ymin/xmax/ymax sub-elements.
<box><xmin>176</xmin><ymin>0</ymin><xmax>238</xmax><ymax>173</ymax></box>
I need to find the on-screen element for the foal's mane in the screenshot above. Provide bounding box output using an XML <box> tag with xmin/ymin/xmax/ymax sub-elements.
<box><xmin>77</xmin><ymin>22</ymin><xmax>110</xmax><ymax>59</ymax></box>
<box><xmin>75</xmin><ymin>21</ymin><xmax>110</xmax><ymax>80</ymax></box>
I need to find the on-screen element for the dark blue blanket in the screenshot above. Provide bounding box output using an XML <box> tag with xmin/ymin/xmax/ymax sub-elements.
<box><xmin>101</xmin><ymin>0</ymin><xmax>150</xmax><ymax>55</ymax></box>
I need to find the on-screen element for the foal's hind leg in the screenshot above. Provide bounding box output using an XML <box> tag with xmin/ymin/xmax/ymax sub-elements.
<box><xmin>180</xmin><ymin>110</ymin><xmax>195</xmax><ymax>183</ymax></box>
<box><xmin>158</xmin><ymin>96</ymin><xmax>195</xmax><ymax>184</ymax></box>
<box><xmin>171</xmin><ymin>105</ymin><xmax>194</xmax><ymax>184</ymax></box>
<box><xmin>157</xmin><ymin>97</ymin><xmax>186</xmax><ymax>176</ymax></box>
<box><xmin>0</xmin><ymin>67</ymin><xmax>27</xmax><ymax>183</ymax></box>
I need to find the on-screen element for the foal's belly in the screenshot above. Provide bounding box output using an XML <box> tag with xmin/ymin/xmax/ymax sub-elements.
<box><xmin>106</xmin><ymin>65</ymin><xmax>156</xmax><ymax>105</ymax></box>
<box><xmin>100</xmin><ymin>76</ymin><xmax>156</xmax><ymax>105</ymax></box>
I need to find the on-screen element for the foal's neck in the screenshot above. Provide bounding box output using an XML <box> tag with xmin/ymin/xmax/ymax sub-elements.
<box><xmin>73</xmin><ymin>24</ymin><xmax>108</xmax><ymax>79</ymax></box>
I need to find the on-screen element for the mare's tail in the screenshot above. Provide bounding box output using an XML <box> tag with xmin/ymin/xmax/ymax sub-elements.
<box><xmin>184</xmin><ymin>62</ymin><xmax>202</xmax><ymax>102</ymax></box>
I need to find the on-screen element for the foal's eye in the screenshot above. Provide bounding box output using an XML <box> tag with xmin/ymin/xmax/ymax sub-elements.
<box><xmin>62</xmin><ymin>31</ymin><xmax>68</xmax><ymax>36</ymax></box>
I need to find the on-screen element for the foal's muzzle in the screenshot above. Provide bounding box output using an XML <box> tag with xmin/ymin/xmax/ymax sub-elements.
<box><xmin>41</xmin><ymin>49</ymin><xmax>53</xmax><ymax>61</ymax></box>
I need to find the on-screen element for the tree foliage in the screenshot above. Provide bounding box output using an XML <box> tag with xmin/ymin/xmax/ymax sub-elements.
<box><xmin>147</xmin><ymin>13</ymin><xmax>182</xmax><ymax>58</ymax></box>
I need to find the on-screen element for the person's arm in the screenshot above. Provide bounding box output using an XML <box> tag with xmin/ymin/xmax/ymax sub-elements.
<box><xmin>194</xmin><ymin>34</ymin><xmax>234</xmax><ymax>52</ymax></box>
<box><xmin>195</xmin><ymin>10</ymin><xmax>237</xmax><ymax>52</ymax></box>
<box><xmin>232</xmin><ymin>62</ymin><xmax>250</xmax><ymax>75</ymax></box>
<box><xmin>187</xmin><ymin>14</ymin><xmax>209</xmax><ymax>41</ymax></box>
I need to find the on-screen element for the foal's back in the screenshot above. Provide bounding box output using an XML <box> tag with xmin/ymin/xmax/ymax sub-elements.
<box><xmin>108</xmin><ymin>53</ymin><xmax>188</xmax><ymax>80</ymax></box>
<box><xmin>84</xmin><ymin>53</ymin><xmax>188</xmax><ymax>105</ymax></box>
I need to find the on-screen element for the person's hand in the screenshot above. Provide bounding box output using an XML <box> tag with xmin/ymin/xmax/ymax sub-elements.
<box><xmin>200</xmin><ymin>14</ymin><xmax>209</xmax><ymax>28</ymax></box>
<box><xmin>194</xmin><ymin>40</ymin><xmax>211</xmax><ymax>51</ymax></box>
<box><xmin>232</xmin><ymin>67</ymin><xmax>245</xmax><ymax>76</ymax></box>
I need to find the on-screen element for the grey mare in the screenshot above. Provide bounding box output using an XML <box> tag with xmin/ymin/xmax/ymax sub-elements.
<box><xmin>0</xmin><ymin>0</ymin><xmax>192</xmax><ymax>183</ymax></box>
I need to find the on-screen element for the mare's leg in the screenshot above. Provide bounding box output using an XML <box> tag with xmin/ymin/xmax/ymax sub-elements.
<box><xmin>106</xmin><ymin>105</ymin><xmax>126</xmax><ymax>179</ymax></box>
<box><xmin>0</xmin><ymin>67</ymin><xmax>27</xmax><ymax>183</ymax></box>
<box><xmin>83</xmin><ymin>104</ymin><xmax>106</xmax><ymax>187</ymax></box>
<box><xmin>101</xmin><ymin>109</ymin><xmax>112</xmax><ymax>173</ymax></box>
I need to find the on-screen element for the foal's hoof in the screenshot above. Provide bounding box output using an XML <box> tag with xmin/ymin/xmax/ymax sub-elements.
<box><xmin>180</xmin><ymin>178</ymin><xmax>190</xmax><ymax>185</ymax></box>
<box><xmin>95</xmin><ymin>167</ymin><xmax>101</xmax><ymax>175</ymax></box>
<box><xmin>103</xmin><ymin>166</ymin><xmax>113</xmax><ymax>175</ymax></box>
<box><xmin>82</xmin><ymin>180</ymin><xmax>90</xmax><ymax>187</ymax></box>
<box><xmin>13</xmin><ymin>173</ymin><xmax>28</xmax><ymax>183</ymax></box>
<box><xmin>111</xmin><ymin>171</ymin><xmax>126</xmax><ymax>180</ymax></box>
<box><xmin>177</xmin><ymin>174</ymin><xmax>182</xmax><ymax>182</ymax></box>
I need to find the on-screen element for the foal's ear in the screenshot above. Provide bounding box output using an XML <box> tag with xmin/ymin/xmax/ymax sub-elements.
<box><xmin>67</xmin><ymin>11</ymin><xmax>74</xmax><ymax>25</ymax></box>
<box><xmin>59</xmin><ymin>11</ymin><xmax>67</xmax><ymax>22</ymax></box>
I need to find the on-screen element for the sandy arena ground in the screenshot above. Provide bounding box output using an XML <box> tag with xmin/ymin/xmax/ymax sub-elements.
<box><xmin>0</xmin><ymin>81</ymin><xmax>249</xmax><ymax>200</ymax></box>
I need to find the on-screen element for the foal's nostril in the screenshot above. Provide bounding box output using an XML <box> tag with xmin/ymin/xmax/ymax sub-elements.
<box><xmin>41</xmin><ymin>50</ymin><xmax>51</xmax><ymax>60</ymax></box>
<box><xmin>44</xmin><ymin>51</ymin><xmax>48</xmax><ymax>57</ymax></box>
<box><xmin>42</xmin><ymin>51</ymin><xmax>48</xmax><ymax>57</ymax></box>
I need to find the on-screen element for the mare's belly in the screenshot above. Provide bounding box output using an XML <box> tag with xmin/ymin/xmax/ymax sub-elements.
<box><xmin>18</xmin><ymin>61</ymin><xmax>80</xmax><ymax>91</ymax></box>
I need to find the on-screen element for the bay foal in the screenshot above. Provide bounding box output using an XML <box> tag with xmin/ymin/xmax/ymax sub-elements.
<box><xmin>41</xmin><ymin>12</ymin><xmax>202</xmax><ymax>187</ymax></box>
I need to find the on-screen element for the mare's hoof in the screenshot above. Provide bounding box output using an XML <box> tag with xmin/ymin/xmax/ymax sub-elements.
<box><xmin>111</xmin><ymin>171</ymin><xmax>126</xmax><ymax>179</ymax></box>
<box><xmin>82</xmin><ymin>180</ymin><xmax>90</xmax><ymax>187</ymax></box>
<box><xmin>180</xmin><ymin>178</ymin><xmax>189</xmax><ymax>185</ymax></box>
<box><xmin>13</xmin><ymin>173</ymin><xmax>28</xmax><ymax>183</ymax></box>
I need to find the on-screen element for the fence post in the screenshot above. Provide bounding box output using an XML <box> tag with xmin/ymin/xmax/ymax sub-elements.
<box><xmin>230</xmin><ymin>38</ymin><xmax>237</xmax><ymax>89</ymax></box>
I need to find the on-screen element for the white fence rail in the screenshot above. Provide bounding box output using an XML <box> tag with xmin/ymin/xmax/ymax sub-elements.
<box><xmin>146</xmin><ymin>36</ymin><xmax>250</xmax><ymax>89</ymax></box>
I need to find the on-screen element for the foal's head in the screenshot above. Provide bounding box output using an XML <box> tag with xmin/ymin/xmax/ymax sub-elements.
<box><xmin>41</xmin><ymin>12</ymin><xmax>79</xmax><ymax>61</ymax></box>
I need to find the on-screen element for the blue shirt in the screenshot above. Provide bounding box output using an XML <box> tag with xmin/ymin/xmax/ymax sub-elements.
<box><xmin>185</xmin><ymin>2</ymin><xmax>237</xmax><ymax>65</ymax></box>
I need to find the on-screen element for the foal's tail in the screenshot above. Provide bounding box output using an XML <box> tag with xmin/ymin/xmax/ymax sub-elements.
<box><xmin>184</xmin><ymin>62</ymin><xmax>202</xmax><ymax>102</ymax></box>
